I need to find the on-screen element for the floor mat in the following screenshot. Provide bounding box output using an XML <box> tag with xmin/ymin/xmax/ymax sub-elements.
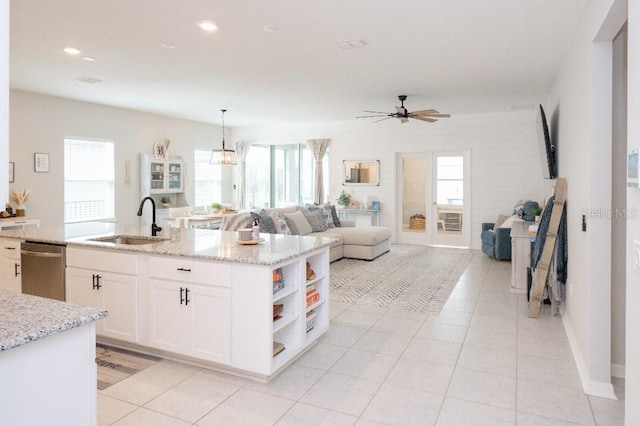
<box><xmin>96</xmin><ymin>344</ymin><xmax>161</xmax><ymax>390</ymax></box>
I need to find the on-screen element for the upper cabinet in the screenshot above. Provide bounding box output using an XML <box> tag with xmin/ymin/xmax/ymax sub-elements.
<box><xmin>140</xmin><ymin>154</ymin><xmax>185</xmax><ymax>195</ymax></box>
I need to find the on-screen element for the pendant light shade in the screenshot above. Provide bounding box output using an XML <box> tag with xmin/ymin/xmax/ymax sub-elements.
<box><xmin>210</xmin><ymin>109</ymin><xmax>237</xmax><ymax>165</ymax></box>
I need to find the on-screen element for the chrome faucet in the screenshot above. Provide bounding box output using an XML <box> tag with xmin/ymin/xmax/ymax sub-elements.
<box><xmin>137</xmin><ymin>196</ymin><xmax>162</xmax><ymax>236</ymax></box>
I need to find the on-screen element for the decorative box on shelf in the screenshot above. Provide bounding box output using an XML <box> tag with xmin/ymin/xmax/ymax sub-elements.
<box><xmin>273</xmin><ymin>268</ymin><xmax>285</xmax><ymax>294</ymax></box>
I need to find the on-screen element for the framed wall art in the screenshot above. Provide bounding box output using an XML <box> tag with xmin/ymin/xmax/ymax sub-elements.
<box><xmin>34</xmin><ymin>153</ymin><xmax>50</xmax><ymax>173</ymax></box>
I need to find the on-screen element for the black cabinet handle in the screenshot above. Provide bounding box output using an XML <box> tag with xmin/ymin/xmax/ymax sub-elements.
<box><xmin>180</xmin><ymin>287</ymin><xmax>185</xmax><ymax>305</ymax></box>
<box><xmin>14</xmin><ymin>263</ymin><xmax>20</xmax><ymax>277</ymax></box>
<box><xmin>96</xmin><ymin>275</ymin><xmax>102</xmax><ymax>290</ymax></box>
<box><xmin>4</xmin><ymin>247</ymin><xmax>16</xmax><ymax>250</ymax></box>
<box><xmin>176</xmin><ymin>267</ymin><xmax>192</xmax><ymax>272</ymax></box>
<box><xmin>184</xmin><ymin>287</ymin><xmax>190</xmax><ymax>306</ymax></box>
<box><xmin>92</xmin><ymin>274</ymin><xmax>97</xmax><ymax>289</ymax></box>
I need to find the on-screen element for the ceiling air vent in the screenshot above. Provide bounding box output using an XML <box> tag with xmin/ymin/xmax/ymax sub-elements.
<box><xmin>74</xmin><ymin>77</ymin><xmax>106</xmax><ymax>84</ymax></box>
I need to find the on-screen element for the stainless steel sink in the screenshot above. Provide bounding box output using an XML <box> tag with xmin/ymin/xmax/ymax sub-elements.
<box><xmin>87</xmin><ymin>235</ymin><xmax>169</xmax><ymax>245</ymax></box>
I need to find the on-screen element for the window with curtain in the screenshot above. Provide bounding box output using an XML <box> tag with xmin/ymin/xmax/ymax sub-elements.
<box><xmin>243</xmin><ymin>143</ymin><xmax>328</xmax><ymax>209</ymax></box>
<box><xmin>64</xmin><ymin>138</ymin><xmax>115</xmax><ymax>223</ymax></box>
<box><xmin>194</xmin><ymin>149</ymin><xmax>222</xmax><ymax>206</ymax></box>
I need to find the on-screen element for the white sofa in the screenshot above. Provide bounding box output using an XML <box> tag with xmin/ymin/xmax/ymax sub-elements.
<box><xmin>220</xmin><ymin>206</ymin><xmax>391</xmax><ymax>262</ymax></box>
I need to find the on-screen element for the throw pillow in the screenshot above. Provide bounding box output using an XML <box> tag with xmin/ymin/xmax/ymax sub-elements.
<box><xmin>250</xmin><ymin>211</ymin><xmax>277</xmax><ymax>234</ymax></box>
<box><xmin>494</xmin><ymin>214</ymin><xmax>508</xmax><ymax>229</ymax></box>
<box><xmin>270</xmin><ymin>211</ymin><xmax>291</xmax><ymax>235</ymax></box>
<box><xmin>303</xmin><ymin>209</ymin><xmax>328</xmax><ymax>232</ymax></box>
<box><xmin>499</xmin><ymin>215</ymin><xmax>523</xmax><ymax>229</ymax></box>
<box><xmin>220</xmin><ymin>212</ymin><xmax>251</xmax><ymax>231</ymax></box>
<box><xmin>285</xmin><ymin>211</ymin><xmax>313</xmax><ymax>236</ymax></box>
<box><xmin>321</xmin><ymin>202</ymin><xmax>341</xmax><ymax>227</ymax></box>
<box><xmin>305</xmin><ymin>203</ymin><xmax>334</xmax><ymax>228</ymax></box>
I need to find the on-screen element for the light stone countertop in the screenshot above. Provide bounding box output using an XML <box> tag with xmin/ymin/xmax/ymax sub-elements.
<box><xmin>0</xmin><ymin>290</ymin><xmax>108</xmax><ymax>351</ymax></box>
<box><xmin>0</xmin><ymin>224</ymin><xmax>334</xmax><ymax>266</ymax></box>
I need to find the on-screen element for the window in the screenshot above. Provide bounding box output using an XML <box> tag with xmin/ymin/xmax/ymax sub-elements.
<box><xmin>244</xmin><ymin>144</ymin><xmax>329</xmax><ymax>209</ymax></box>
<box><xmin>436</xmin><ymin>156</ymin><xmax>464</xmax><ymax>205</ymax></box>
<box><xmin>64</xmin><ymin>139</ymin><xmax>114</xmax><ymax>223</ymax></box>
<box><xmin>194</xmin><ymin>149</ymin><xmax>222</xmax><ymax>206</ymax></box>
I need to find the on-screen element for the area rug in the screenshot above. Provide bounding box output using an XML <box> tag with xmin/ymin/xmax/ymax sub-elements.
<box><xmin>330</xmin><ymin>245</ymin><xmax>474</xmax><ymax>314</ymax></box>
<box><xmin>96</xmin><ymin>344</ymin><xmax>161</xmax><ymax>390</ymax></box>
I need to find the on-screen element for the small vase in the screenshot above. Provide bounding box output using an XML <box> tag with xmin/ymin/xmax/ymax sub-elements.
<box><xmin>16</xmin><ymin>207</ymin><xmax>25</xmax><ymax>216</ymax></box>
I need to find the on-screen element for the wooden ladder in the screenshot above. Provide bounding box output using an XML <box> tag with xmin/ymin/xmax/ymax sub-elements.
<box><xmin>528</xmin><ymin>177</ymin><xmax>567</xmax><ymax>318</ymax></box>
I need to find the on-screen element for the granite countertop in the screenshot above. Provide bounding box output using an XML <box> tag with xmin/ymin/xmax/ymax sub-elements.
<box><xmin>0</xmin><ymin>290</ymin><xmax>108</xmax><ymax>352</ymax></box>
<box><xmin>0</xmin><ymin>224</ymin><xmax>334</xmax><ymax>266</ymax></box>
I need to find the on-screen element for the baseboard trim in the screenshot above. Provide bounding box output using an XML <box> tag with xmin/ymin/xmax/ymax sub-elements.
<box><xmin>561</xmin><ymin>311</ymin><xmax>618</xmax><ymax>400</ymax></box>
<box><xmin>611</xmin><ymin>363</ymin><xmax>625</xmax><ymax>379</ymax></box>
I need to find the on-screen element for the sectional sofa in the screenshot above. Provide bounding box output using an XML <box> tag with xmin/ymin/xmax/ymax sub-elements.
<box><xmin>220</xmin><ymin>205</ymin><xmax>391</xmax><ymax>262</ymax></box>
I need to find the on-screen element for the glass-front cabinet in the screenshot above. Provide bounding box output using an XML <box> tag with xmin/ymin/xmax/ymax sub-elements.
<box><xmin>143</xmin><ymin>156</ymin><xmax>185</xmax><ymax>194</ymax></box>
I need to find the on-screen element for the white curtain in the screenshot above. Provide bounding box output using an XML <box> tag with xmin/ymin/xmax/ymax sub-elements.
<box><xmin>235</xmin><ymin>140</ymin><xmax>252</xmax><ymax>210</ymax></box>
<box><xmin>306</xmin><ymin>138</ymin><xmax>331</xmax><ymax>204</ymax></box>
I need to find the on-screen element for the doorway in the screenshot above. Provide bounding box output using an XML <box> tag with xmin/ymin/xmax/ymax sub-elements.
<box><xmin>396</xmin><ymin>151</ymin><xmax>470</xmax><ymax>247</ymax></box>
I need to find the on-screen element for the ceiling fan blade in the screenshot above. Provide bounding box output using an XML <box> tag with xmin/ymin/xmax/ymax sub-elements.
<box><xmin>422</xmin><ymin>113</ymin><xmax>451</xmax><ymax>118</ymax></box>
<box><xmin>410</xmin><ymin>116</ymin><xmax>438</xmax><ymax>123</ymax></box>
<box><xmin>356</xmin><ymin>114</ymin><xmax>388</xmax><ymax>118</ymax></box>
<box><xmin>395</xmin><ymin>105</ymin><xmax>407</xmax><ymax>115</ymax></box>
<box><xmin>372</xmin><ymin>117</ymin><xmax>392</xmax><ymax>123</ymax></box>
<box><xmin>400</xmin><ymin>117</ymin><xmax>409</xmax><ymax>124</ymax></box>
<box><xmin>362</xmin><ymin>110</ymin><xmax>392</xmax><ymax>114</ymax></box>
<box><xmin>410</xmin><ymin>109</ymin><xmax>439</xmax><ymax>115</ymax></box>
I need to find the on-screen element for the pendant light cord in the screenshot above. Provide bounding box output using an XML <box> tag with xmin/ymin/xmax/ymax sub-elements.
<box><xmin>221</xmin><ymin>109</ymin><xmax>227</xmax><ymax>150</ymax></box>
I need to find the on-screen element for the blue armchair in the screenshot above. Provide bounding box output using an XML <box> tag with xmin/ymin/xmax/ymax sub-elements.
<box><xmin>481</xmin><ymin>223</ymin><xmax>512</xmax><ymax>260</ymax></box>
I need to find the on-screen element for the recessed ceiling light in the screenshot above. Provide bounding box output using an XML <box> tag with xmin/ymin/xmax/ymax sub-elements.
<box><xmin>197</xmin><ymin>20</ymin><xmax>218</xmax><ymax>32</ymax></box>
<box><xmin>82</xmin><ymin>57</ymin><xmax>95</xmax><ymax>62</ymax></box>
<box><xmin>63</xmin><ymin>47</ymin><xmax>81</xmax><ymax>55</ymax></box>
<box><xmin>262</xmin><ymin>25</ymin><xmax>279</xmax><ymax>33</ymax></box>
<box><xmin>75</xmin><ymin>77</ymin><xmax>105</xmax><ymax>84</ymax></box>
<box><xmin>160</xmin><ymin>43</ymin><xmax>176</xmax><ymax>49</ymax></box>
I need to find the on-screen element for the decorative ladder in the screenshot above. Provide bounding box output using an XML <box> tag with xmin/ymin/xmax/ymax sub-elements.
<box><xmin>528</xmin><ymin>177</ymin><xmax>567</xmax><ymax>318</ymax></box>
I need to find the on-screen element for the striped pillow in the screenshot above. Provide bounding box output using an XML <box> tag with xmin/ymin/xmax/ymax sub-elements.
<box><xmin>270</xmin><ymin>211</ymin><xmax>291</xmax><ymax>235</ymax></box>
<box><xmin>220</xmin><ymin>212</ymin><xmax>251</xmax><ymax>231</ymax></box>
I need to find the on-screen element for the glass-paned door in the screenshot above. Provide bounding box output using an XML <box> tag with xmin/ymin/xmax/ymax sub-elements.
<box><xmin>432</xmin><ymin>153</ymin><xmax>469</xmax><ymax>247</ymax></box>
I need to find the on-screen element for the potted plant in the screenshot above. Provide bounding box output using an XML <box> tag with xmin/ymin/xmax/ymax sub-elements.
<box><xmin>531</xmin><ymin>206</ymin><xmax>543</xmax><ymax>223</ymax></box>
<box><xmin>160</xmin><ymin>196</ymin><xmax>171</xmax><ymax>209</ymax></box>
<box><xmin>337</xmin><ymin>190</ymin><xmax>351</xmax><ymax>208</ymax></box>
<box><xmin>211</xmin><ymin>202</ymin><xmax>223</xmax><ymax>213</ymax></box>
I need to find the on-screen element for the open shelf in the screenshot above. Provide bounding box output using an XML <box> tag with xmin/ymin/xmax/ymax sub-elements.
<box><xmin>272</xmin><ymin>312</ymin><xmax>298</xmax><ymax>333</ymax></box>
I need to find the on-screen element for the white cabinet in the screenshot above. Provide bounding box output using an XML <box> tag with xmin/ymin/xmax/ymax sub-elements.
<box><xmin>147</xmin><ymin>256</ymin><xmax>230</xmax><ymax>363</ymax></box>
<box><xmin>140</xmin><ymin>154</ymin><xmax>185</xmax><ymax>194</ymax></box>
<box><xmin>66</xmin><ymin>248</ymin><xmax>139</xmax><ymax>342</ymax></box>
<box><xmin>0</xmin><ymin>239</ymin><xmax>21</xmax><ymax>293</ymax></box>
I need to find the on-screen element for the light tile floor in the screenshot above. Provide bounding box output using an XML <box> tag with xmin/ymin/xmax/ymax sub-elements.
<box><xmin>98</xmin><ymin>251</ymin><xmax>626</xmax><ymax>425</ymax></box>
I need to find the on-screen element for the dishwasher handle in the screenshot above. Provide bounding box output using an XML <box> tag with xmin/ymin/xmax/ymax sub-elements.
<box><xmin>21</xmin><ymin>249</ymin><xmax>64</xmax><ymax>258</ymax></box>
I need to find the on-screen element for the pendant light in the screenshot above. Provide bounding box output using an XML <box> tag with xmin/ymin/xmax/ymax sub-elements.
<box><xmin>210</xmin><ymin>109</ymin><xmax>237</xmax><ymax>165</ymax></box>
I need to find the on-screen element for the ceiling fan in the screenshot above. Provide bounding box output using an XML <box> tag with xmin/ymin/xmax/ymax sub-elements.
<box><xmin>357</xmin><ymin>95</ymin><xmax>450</xmax><ymax>124</ymax></box>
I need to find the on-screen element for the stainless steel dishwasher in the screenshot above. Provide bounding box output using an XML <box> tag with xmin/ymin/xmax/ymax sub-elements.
<box><xmin>21</xmin><ymin>241</ymin><xmax>66</xmax><ymax>301</ymax></box>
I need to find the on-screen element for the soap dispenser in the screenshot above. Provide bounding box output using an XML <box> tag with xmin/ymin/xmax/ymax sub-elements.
<box><xmin>252</xmin><ymin>219</ymin><xmax>260</xmax><ymax>240</ymax></box>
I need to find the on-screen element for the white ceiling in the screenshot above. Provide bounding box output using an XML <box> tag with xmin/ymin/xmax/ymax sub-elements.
<box><xmin>10</xmin><ymin>0</ymin><xmax>585</xmax><ymax>127</ymax></box>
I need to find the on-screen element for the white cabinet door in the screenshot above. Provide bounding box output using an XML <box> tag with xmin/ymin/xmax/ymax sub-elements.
<box><xmin>148</xmin><ymin>279</ymin><xmax>230</xmax><ymax>363</ymax></box>
<box><xmin>148</xmin><ymin>279</ymin><xmax>188</xmax><ymax>353</ymax></box>
<box><xmin>188</xmin><ymin>284</ymin><xmax>230</xmax><ymax>363</ymax></box>
<box><xmin>0</xmin><ymin>240</ymin><xmax>21</xmax><ymax>293</ymax></box>
<box><xmin>66</xmin><ymin>267</ymin><xmax>138</xmax><ymax>342</ymax></box>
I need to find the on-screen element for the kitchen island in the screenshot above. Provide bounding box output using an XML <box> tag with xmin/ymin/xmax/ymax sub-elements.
<box><xmin>0</xmin><ymin>290</ymin><xmax>107</xmax><ymax>425</ymax></box>
<box><xmin>0</xmin><ymin>225</ymin><xmax>333</xmax><ymax>381</ymax></box>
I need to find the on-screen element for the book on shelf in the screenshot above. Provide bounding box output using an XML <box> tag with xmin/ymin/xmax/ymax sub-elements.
<box><xmin>306</xmin><ymin>290</ymin><xmax>320</xmax><ymax>308</ymax></box>
<box><xmin>273</xmin><ymin>268</ymin><xmax>285</xmax><ymax>294</ymax></box>
<box><xmin>305</xmin><ymin>284</ymin><xmax>316</xmax><ymax>295</ymax></box>
<box><xmin>273</xmin><ymin>341</ymin><xmax>285</xmax><ymax>357</ymax></box>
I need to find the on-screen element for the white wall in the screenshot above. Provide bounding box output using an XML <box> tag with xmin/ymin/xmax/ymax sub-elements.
<box><xmin>546</xmin><ymin>0</ymin><xmax>633</xmax><ymax>403</ymax></box>
<box><xmin>0</xmin><ymin>0</ymin><xmax>8</xmax><ymax>206</ymax></box>
<box><xmin>234</xmin><ymin>111</ymin><xmax>546</xmax><ymax>249</ymax></box>
<box><xmin>9</xmin><ymin>90</ymin><xmax>232</xmax><ymax>228</ymax></box>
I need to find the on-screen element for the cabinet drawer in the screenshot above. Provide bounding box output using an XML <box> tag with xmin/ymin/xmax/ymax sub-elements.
<box><xmin>148</xmin><ymin>256</ymin><xmax>230</xmax><ymax>286</ymax></box>
<box><xmin>66</xmin><ymin>247</ymin><xmax>137</xmax><ymax>275</ymax></box>
<box><xmin>0</xmin><ymin>240</ymin><xmax>21</xmax><ymax>260</ymax></box>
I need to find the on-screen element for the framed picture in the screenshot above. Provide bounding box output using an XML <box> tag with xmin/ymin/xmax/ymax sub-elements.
<box><xmin>34</xmin><ymin>153</ymin><xmax>49</xmax><ymax>173</ymax></box>
<box><xmin>370</xmin><ymin>201</ymin><xmax>380</xmax><ymax>211</ymax></box>
<box><xmin>8</xmin><ymin>162</ymin><xmax>14</xmax><ymax>183</ymax></box>
<box><xmin>154</xmin><ymin>142</ymin><xmax>166</xmax><ymax>159</ymax></box>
